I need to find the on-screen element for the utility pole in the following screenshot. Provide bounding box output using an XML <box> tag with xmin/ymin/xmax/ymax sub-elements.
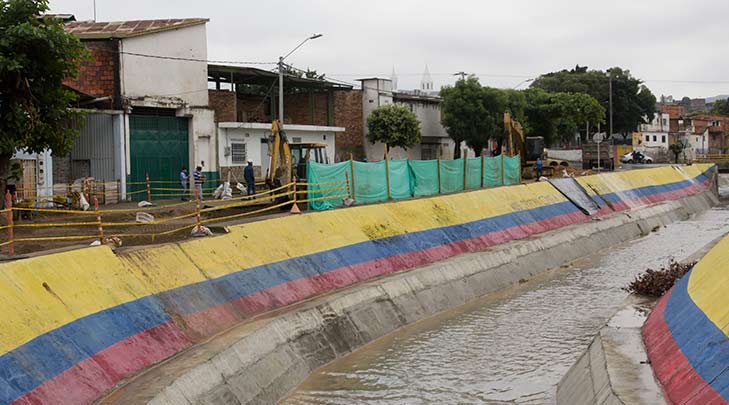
<box><xmin>93</xmin><ymin>0</ymin><xmax>96</xmax><ymax>21</ymax></box>
<box><xmin>454</xmin><ymin>71</ymin><xmax>467</xmax><ymax>81</ymax></box>
<box><xmin>278</xmin><ymin>56</ymin><xmax>284</xmax><ymax>123</ymax></box>
<box><xmin>609</xmin><ymin>74</ymin><xmax>613</xmax><ymax>140</ymax></box>
<box><xmin>278</xmin><ymin>34</ymin><xmax>322</xmax><ymax>126</ymax></box>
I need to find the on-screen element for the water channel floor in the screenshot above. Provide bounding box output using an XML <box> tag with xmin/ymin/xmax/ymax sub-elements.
<box><xmin>284</xmin><ymin>205</ymin><xmax>729</xmax><ymax>404</ymax></box>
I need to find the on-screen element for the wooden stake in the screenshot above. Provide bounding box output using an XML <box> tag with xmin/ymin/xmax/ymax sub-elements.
<box><xmin>463</xmin><ymin>151</ymin><xmax>468</xmax><ymax>190</ymax></box>
<box><xmin>481</xmin><ymin>154</ymin><xmax>485</xmax><ymax>188</ymax></box>
<box><xmin>349</xmin><ymin>153</ymin><xmax>356</xmax><ymax>200</ymax></box>
<box><xmin>94</xmin><ymin>197</ymin><xmax>103</xmax><ymax>243</ymax></box>
<box><xmin>194</xmin><ymin>187</ymin><xmax>202</xmax><ymax>233</ymax></box>
<box><xmin>384</xmin><ymin>144</ymin><xmax>391</xmax><ymax>200</ymax></box>
<box><xmin>5</xmin><ymin>191</ymin><xmax>13</xmax><ymax>256</ymax></box>
<box><xmin>501</xmin><ymin>154</ymin><xmax>505</xmax><ymax>186</ymax></box>
<box><xmin>437</xmin><ymin>158</ymin><xmax>442</xmax><ymax>194</ymax></box>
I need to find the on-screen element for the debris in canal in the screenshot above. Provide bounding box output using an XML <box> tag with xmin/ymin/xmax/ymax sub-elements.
<box><xmin>623</xmin><ymin>260</ymin><xmax>696</xmax><ymax>297</ymax></box>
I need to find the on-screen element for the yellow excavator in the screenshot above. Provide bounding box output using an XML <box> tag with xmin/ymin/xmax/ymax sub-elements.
<box><xmin>265</xmin><ymin>120</ymin><xmax>329</xmax><ymax>195</ymax></box>
<box><xmin>504</xmin><ymin>112</ymin><xmax>565</xmax><ymax>178</ymax></box>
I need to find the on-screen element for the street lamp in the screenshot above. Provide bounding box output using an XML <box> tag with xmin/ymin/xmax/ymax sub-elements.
<box><xmin>278</xmin><ymin>34</ymin><xmax>323</xmax><ymax>127</ymax></box>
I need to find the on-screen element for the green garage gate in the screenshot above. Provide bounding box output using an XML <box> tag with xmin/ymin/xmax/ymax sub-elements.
<box><xmin>128</xmin><ymin>114</ymin><xmax>189</xmax><ymax>200</ymax></box>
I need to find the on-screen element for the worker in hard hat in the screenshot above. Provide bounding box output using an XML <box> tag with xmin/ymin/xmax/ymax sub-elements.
<box><xmin>244</xmin><ymin>159</ymin><xmax>256</xmax><ymax>196</ymax></box>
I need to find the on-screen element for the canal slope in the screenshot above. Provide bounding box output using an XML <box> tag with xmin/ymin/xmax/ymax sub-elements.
<box><xmin>284</xmin><ymin>205</ymin><xmax>729</xmax><ymax>404</ymax></box>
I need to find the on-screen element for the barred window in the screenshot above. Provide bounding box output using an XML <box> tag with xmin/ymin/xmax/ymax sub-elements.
<box><xmin>231</xmin><ymin>143</ymin><xmax>247</xmax><ymax>164</ymax></box>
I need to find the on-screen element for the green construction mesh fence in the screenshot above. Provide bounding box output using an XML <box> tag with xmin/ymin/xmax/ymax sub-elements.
<box><xmin>483</xmin><ymin>156</ymin><xmax>503</xmax><ymax>187</ymax></box>
<box><xmin>307</xmin><ymin>155</ymin><xmax>521</xmax><ymax>210</ymax></box>
<box><xmin>439</xmin><ymin>159</ymin><xmax>465</xmax><ymax>194</ymax></box>
<box><xmin>466</xmin><ymin>158</ymin><xmax>483</xmax><ymax>189</ymax></box>
<box><xmin>504</xmin><ymin>155</ymin><xmax>521</xmax><ymax>185</ymax></box>
<box><xmin>409</xmin><ymin>160</ymin><xmax>440</xmax><ymax>197</ymax></box>
<box><xmin>306</xmin><ymin>161</ymin><xmax>352</xmax><ymax>210</ymax></box>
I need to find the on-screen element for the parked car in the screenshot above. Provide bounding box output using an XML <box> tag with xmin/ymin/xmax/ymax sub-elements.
<box><xmin>620</xmin><ymin>151</ymin><xmax>653</xmax><ymax>164</ymax></box>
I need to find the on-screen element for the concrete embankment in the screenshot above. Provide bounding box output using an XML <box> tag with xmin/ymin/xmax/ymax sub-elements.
<box><xmin>556</xmin><ymin>296</ymin><xmax>666</xmax><ymax>405</ymax></box>
<box><xmin>642</xmin><ymin>233</ymin><xmax>729</xmax><ymax>404</ymax></box>
<box><xmin>0</xmin><ymin>165</ymin><xmax>717</xmax><ymax>405</ymax></box>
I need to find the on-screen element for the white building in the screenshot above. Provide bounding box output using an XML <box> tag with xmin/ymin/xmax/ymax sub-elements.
<box><xmin>639</xmin><ymin>112</ymin><xmax>671</xmax><ymax>149</ymax></box>
<box><xmin>358</xmin><ymin>77</ymin><xmax>471</xmax><ymax>161</ymax></box>
<box><xmin>63</xmin><ymin>18</ymin><xmax>217</xmax><ymax>197</ymax></box>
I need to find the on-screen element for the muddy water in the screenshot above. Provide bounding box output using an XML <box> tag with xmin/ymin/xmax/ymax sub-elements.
<box><xmin>284</xmin><ymin>206</ymin><xmax>729</xmax><ymax>404</ymax></box>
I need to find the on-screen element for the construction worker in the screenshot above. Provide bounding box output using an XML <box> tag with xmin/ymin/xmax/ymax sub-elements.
<box><xmin>536</xmin><ymin>156</ymin><xmax>544</xmax><ymax>178</ymax></box>
<box><xmin>244</xmin><ymin>159</ymin><xmax>256</xmax><ymax>196</ymax></box>
<box><xmin>193</xmin><ymin>166</ymin><xmax>205</xmax><ymax>200</ymax></box>
<box><xmin>179</xmin><ymin>167</ymin><xmax>189</xmax><ymax>200</ymax></box>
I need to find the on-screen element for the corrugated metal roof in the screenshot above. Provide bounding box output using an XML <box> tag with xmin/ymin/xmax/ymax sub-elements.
<box><xmin>64</xmin><ymin>18</ymin><xmax>208</xmax><ymax>39</ymax></box>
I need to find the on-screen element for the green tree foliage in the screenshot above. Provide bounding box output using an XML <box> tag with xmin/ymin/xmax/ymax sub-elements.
<box><xmin>0</xmin><ymin>0</ymin><xmax>87</xmax><ymax>191</ymax></box>
<box><xmin>710</xmin><ymin>99</ymin><xmax>729</xmax><ymax>116</ymax></box>
<box><xmin>522</xmin><ymin>88</ymin><xmax>605</xmax><ymax>145</ymax></box>
<box><xmin>366</xmin><ymin>104</ymin><xmax>421</xmax><ymax>151</ymax></box>
<box><xmin>531</xmin><ymin>65</ymin><xmax>656</xmax><ymax>138</ymax></box>
<box><xmin>669</xmin><ymin>142</ymin><xmax>684</xmax><ymax>164</ymax></box>
<box><xmin>440</xmin><ymin>77</ymin><xmax>506</xmax><ymax>157</ymax></box>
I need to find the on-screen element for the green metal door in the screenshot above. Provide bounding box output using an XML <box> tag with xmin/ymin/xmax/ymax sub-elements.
<box><xmin>128</xmin><ymin>115</ymin><xmax>189</xmax><ymax>200</ymax></box>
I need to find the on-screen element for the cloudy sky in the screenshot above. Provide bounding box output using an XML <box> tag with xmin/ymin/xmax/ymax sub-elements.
<box><xmin>50</xmin><ymin>0</ymin><xmax>729</xmax><ymax>99</ymax></box>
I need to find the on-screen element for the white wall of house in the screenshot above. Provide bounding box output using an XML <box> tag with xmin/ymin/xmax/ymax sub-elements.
<box><xmin>360</xmin><ymin>78</ymin><xmax>394</xmax><ymax>161</ymax></box>
<box><xmin>218</xmin><ymin>123</ymin><xmax>342</xmax><ymax>178</ymax></box>
<box><xmin>119</xmin><ymin>23</ymin><xmax>208</xmax><ymax>106</ymax></box>
<box><xmin>641</xmin><ymin>113</ymin><xmax>670</xmax><ymax>133</ymax></box>
<box><xmin>641</xmin><ymin>131</ymin><xmax>669</xmax><ymax>149</ymax></box>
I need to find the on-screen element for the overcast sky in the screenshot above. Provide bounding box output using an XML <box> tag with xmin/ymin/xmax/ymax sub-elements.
<box><xmin>50</xmin><ymin>0</ymin><xmax>729</xmax><ymax>99</ymax></box>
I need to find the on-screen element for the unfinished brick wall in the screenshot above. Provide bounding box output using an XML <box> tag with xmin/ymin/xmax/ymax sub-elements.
<box><xmin>283</xmin><ymin>92</ymin><xmax>330</xmax><ymax>126</ymax></box>
<box><xmin>333</xmin><ymin>89</ymin><xmax>364</xmax><ymax>161</ymax></box>
<box><xmin>208</xmin><ymin>90</ymin><xmax>237</xmax><ymax>122</ymax></box>
<box><xmin>237</xmin><ymin>95</ymin><xmax>270</xmax><ymax>123</ymax></box>
<box><xmin>52</xmin><ymin>155</ymin><xmax>72</xmax><ymax>185</ymax></box>
<box><xmin>63</xmin><ymin>40</ymin><xmax>117</xmax><ymax>106</ymax></box>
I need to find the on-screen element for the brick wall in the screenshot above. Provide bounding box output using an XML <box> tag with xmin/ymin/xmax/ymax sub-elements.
<box><xmin>333</xmin><ymin>89</ymin><xmax>364</xmax><ymax>161</ymax></box>
<box><xmin>237</xmin><ymin>95</ymin><xmax>270</xmax><ymax>123</ymax></box>
<box><xmin>63</xmin><ymin>40</ymin><xmax>117</xmax><ymax>106</ymax></box>
<box><xmin>52</xmin><ymin>155</ymin><xmax>72</xmax><ymax>184</ymax></box>
<box><xmin>208</xmin><ymin>90</ymin><xmax>237</xmax><ymax>122</ymax></box>
<box><xmin>283</xmin><ymin>92</ymin><xmax>330</xmax><ymax>126</ymax></box>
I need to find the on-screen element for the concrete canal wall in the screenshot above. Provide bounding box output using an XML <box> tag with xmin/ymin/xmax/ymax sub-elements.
<box><xmin>0</xmin><ymin>164</ymin><xmax>717</xmax><ymax>405</ymax></box>
<box><xmin>642</xmin><ymin>233</ymin><xmax>729</xmax><ymax>404</ymax></box>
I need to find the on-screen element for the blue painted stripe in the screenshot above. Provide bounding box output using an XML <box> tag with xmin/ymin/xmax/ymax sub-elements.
<box><xmin>0</xmin><ymin>168</ymin><xmax>712</xmax><ymax>404</ymax></box>
<box><xmin>664</xmin><ymin>271</ymin><xmax>729</xmax><ymax>401</ymax></box>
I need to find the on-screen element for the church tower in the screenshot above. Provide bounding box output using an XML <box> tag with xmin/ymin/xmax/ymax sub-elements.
<box><xmin>391</xmin><ymin>66</ymin><xmax>398</xmax><ymax>91</ymax></box>
<box><xmin>420</xmin><ymin>65</ymin><xmax>433</xmax><ymax>92</ymax></box>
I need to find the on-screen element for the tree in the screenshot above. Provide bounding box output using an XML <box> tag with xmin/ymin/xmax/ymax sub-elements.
<box><xmin>531</xmin><ymin>65</ymin><xmax>656</xmax><ymax>138</ymax></box>
<box><xmin>710</xmin><ymin>99</ymin><xmax>729</xmax><ymax>116</ymax></box>
<box><xmin>669</xmin><ymin>142</ymin><xmax>684</xmax><ymax>164</ymax></box>
<box><xmin>521</xmin><ymin>88</ymin><xmax>604</xmax><ymax>146</ymax></box>
<box><xmin>440</xmin><ymin>77</ymin><xmax>506</xmax><ymax>157</ymax></box>
<box><xmin>0</xmin><ymin>0</ymin><xmax>86</xmax><ymax>194</ymax></box>
<box><xmin>366</xmin><ymin>104</ymin><xmax>421</xmax><ymax>151</ymax></box>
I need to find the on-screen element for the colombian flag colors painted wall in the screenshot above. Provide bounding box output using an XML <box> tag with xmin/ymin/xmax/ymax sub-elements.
<box><xmin>644</xmin><ymin>232</ymin><xmax>729</xmax><ymax>404</ymax></box>
<box><xmin>0</xmin><ymin>164</ymin><xmax>715</xmax><ymax>404</ymax></box>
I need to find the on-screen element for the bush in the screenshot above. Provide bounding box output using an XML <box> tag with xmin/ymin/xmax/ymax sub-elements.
<box><xmin>623</xmin><ymin>260</ymin><xmax>695</xmax><ymax>297</ymax></box>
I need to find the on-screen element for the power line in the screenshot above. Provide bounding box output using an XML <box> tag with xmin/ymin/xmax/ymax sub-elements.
<box><xmin>106</xmin><ymin>49</ymin><xmax>277</xmax><ymax>65</ymax></box>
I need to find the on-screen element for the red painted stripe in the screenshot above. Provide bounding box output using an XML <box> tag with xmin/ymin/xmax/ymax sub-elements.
<box><xmin>13</xmin><ymin>322</ymin><xmax>191</xmax><ymax>405</ymax></box>
<box><xmin>643</xmin><ymin>290</ymin><xmax>726</xmax><ymax>405</ymax></box>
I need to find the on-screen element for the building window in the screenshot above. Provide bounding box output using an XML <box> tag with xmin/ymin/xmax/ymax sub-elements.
<box><xmin>231</xmin><ymin>142</ymin><xmax>247</xmax><ymax>164</ymax></box>
<box><xmin>662</xmin><ymin>135</ymin><xmax>666</xmax><ymax>143</ymax></box>
<box><xmin>712</xmin><ymin>120</ymin><xmax>721</xmax><ymax>127</ymax></box>
<box><xmin>421</xmin><ymin>143</ymin><xmax>439</xmax><ymax>160</ymax></box>
<box><xmin>653</xmin><ymin>135</ymin><xmax>657</xmax><ymax>142</ymax></box>
<box><xmin>645</xmin><ymin>134</ymin><xmax>650</xmax><ymax>142</ymax></box>
<box><xmin>662</xmin><ymin>119</ymin><xmax>668</xmax><ymax>127</ymax></box>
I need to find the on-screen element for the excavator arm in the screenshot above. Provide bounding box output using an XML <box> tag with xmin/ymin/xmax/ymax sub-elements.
<box><xmin>266</xmin><ymin>120</ymin><xmax>293</xmax><ymax>187</ymax></box>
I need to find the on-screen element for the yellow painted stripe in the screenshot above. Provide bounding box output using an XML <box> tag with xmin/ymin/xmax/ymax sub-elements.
<box><xmin>687</xmin><ymin>235</ymin><xmax>729</xmax><ymax>337</ymax></box>
<box><xmin>0</xmin><ymin>166</ymin><xmax>708</xmax><ymax>356</ymax></box>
